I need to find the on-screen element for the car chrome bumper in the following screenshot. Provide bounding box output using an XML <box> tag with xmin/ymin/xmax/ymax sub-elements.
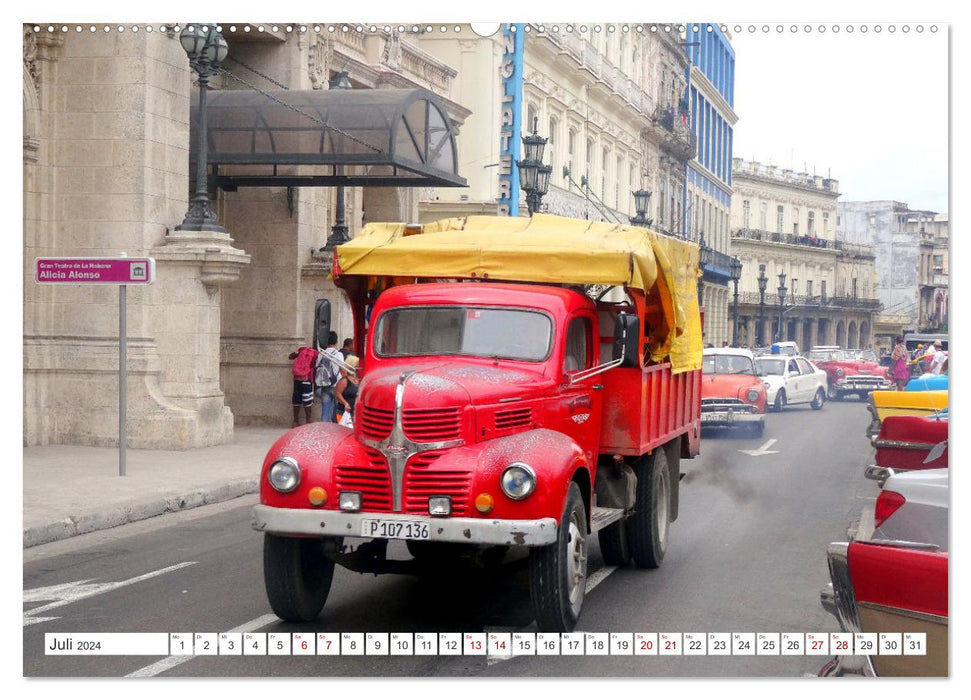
<box><xmin>700</xmin><ymin>410</ymin><xmax>763</xmax><ymax>425</ymax></box>
<box><xmin>251</xmin><ymin>504</ymin><xmax>559</xmax><ymax>547</ymax></box>
<box><xmin>837</xmin><ymin>380</ymin><xmax>891</xmax><ymax>392</ymax></box>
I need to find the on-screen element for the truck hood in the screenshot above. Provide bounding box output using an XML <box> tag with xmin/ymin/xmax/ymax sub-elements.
<box><xmin>360</xmin><ymin>361</ymin><xmax>554</xmax><ymax>412</ymax></box>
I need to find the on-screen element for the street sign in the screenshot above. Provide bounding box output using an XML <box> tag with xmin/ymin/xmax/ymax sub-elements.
<box><xmin>35</xmin><ymin>257</ymin><xmax>155</xmax><ymax>285</ymax></box>
<box><xmin>34</xmin><ymin>255</ymin><xmax>155</xmax><ymax>476</ymax></box>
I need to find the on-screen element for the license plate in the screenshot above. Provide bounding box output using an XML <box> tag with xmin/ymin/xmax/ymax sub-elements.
<box><xmin>361</xmin><ymin>518</ymin><xmax>430</xmax><ymax>540</ymax></box>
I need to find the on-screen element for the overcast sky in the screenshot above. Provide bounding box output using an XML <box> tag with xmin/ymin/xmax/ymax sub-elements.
<box><xmin>730</xmin><ymin>25</ymin><xmax>949</xmax><ymax>213</ymax></box>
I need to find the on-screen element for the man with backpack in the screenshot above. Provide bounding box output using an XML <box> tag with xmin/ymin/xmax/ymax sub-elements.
<box><xmin>316</xmin><ymin>331</ymin><xmax>343</xmax><ymax>423</ymax></box>
<box><xmin>288</xmin><ymin>344</ymin><xmax>319</xmax><ymax>427</ymax></box>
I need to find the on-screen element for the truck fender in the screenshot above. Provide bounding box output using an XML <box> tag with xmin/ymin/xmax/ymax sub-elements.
<box><xmin>450</xmin><ymin>428</ymin><xmax>591</xmax><ymax>524</ymax></box>
<box><xmin>259</xmin><ymin>422</ymin><xmax>364</xmax><ymax>508</ymax></box>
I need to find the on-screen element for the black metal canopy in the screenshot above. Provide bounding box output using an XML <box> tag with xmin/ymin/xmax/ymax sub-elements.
<box><xmin>191</xmin><ymin>88</ymin><xmax>467</xmax><ymax>189</ymax></box>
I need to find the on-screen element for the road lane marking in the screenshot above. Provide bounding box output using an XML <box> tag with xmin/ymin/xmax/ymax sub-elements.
<box><xmin>486</xmin><ymin>564</ymin><xmax>618</xmax><ymax>665</ymax></box>
<box><xmin>738</xmin><ymin>438</ymin><xmax>779</xmax><ymax>456</ymax></box>
<box><xmin>24</xmin><ymin>562</ymin><xmax>197</xmax><ymax>627</ymax></box>
<box><xmin>125</xmin><ymin>613</ymin><xmax>279</xmax><ymax>677</ymax></box>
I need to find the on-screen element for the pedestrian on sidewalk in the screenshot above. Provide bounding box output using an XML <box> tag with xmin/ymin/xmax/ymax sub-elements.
<box><xmin>927</xmin><ymin>340</ymin><xmax>947</xmax><ymax>375</ymax></box>
<box><xmin>289</xmin><ymin>344</ymin><xmax>319</xmax><ymax>426</ymax></box>
<box><xmin>339</xmin><ymin>337</ymin><xmax>354</xmax><ymax>359</ymax></box>
<box><xmin>890</xmin><ymin>335</ymin><xmax>910</xmax><ymax>390</ymax></box>
<box><xmin>316</xmin><ymin>331</ymin><xmax>343</xmax><ymax>422</ymax></box>
<box><xmin>335</xmin><ymin>354</ymin><xmax>361</xmax><ymax>427</ymax></box>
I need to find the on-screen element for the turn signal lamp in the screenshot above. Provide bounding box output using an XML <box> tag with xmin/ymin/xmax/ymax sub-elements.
<box><xmin>475</xmin><ymin>493</ymin><xmax>495</xmax><ymax>514</ymax></box>
<box><xmin>308</xmin><ymin>487</ymin><xmax>328</xmax><ymax>507</ymax></box>
<box><xmin>874</xmin><ymin>490</ymin><xmax>906</xmax><ymax>527</ymax></box>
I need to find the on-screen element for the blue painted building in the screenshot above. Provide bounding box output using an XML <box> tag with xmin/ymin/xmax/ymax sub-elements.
<box><xmin>684</xmin><ymin>24</ymin><xmax>738</xmax><ymax>345</ymax></box>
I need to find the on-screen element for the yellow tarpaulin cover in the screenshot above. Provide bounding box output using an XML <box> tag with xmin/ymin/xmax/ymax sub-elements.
<box><xmin>336</xmin><ymin>214</ymin><xmax>703</xmax><ymax>373</ymax></box>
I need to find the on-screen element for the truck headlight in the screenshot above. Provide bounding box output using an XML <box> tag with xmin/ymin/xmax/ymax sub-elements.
<box><xmin>267</xmin><ymin>457</ymin><xmax>301</xmax><ymax>493</ymax></box>
<box><xmin>746</xmin><ymin>389</ymin><xmax>761</xmax><ymax>402</ymax></box>
<box><xmin>500</xmin><ymin>463</ymin><xmax>536</xmax><ymax>500</ymax></box>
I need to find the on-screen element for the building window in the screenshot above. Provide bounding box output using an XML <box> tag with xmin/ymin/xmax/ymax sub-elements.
<box><xmin>602</xmin><ymin>147</ymin><xmax>610</xmax><ymax>199</ymax></box>
<box><xmin>821</xmin><ymin>280</ymin><xmax>827</xmax><ymax>301</ymax></box>
<box><xmin>806</xmin><ymin>280</ymin><xmax>813</xmax><ymax>298</ymax></box>
<box><xmin>777</xmin><ymin>205</ymin><xmax>784</xmax><ymax>233</ymax></box>
<box><xmin>823</xmin><ymin>212</ymin><xmax>829</xmax><ymax>234</ymax></box>
<box><xmin>743</xmin><ymin>200</ymin><xmax>751</xmax><ymax>229</ymax></box>
<box><xmin>760</xmin><ymin>202</ymin><xmax>767</xmax><ymax>230</ymax></box>
<box><xmin>808</xmin><ymin>211</ymin><xmax>815</xmax><ymax>236</ymax></box>
<box><xmin>586</xmin><ymin>138</ymin><xmax>595</xmax><ymax>180</ymax></box>
<box><xmin>852</xmin><ymin>278</ymin><xmax>858</xmax><ymax>298</ymax></box>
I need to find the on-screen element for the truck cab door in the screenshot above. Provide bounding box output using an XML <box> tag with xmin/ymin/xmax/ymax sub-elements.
<box><xmin>556</xmin><ymin>314</ymin><xmax>603</xmax><ymax>466</ymax></box>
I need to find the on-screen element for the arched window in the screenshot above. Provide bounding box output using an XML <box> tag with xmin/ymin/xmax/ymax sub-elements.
<box><xmin>548</xmin><ymin>116</ymin><xmax>558</xmax><ymax>181</ymax></box>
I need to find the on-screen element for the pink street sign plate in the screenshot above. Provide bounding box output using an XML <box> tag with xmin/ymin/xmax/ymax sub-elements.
<box><xmin>35</xmin><ymin>257</ymin><xmax>155</xmax><ymax>285</ymax></box>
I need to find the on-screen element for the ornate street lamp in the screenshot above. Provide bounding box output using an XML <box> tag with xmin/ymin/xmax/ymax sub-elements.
<box><xmin>517</xmin><ymin>119</ymin><xmax>551</xmax><ymax>216</ymax></box>
<box><xmin>730</xmin><ymin>256</ymin><xmax>742</xmax><ymax>347</ymax></box>
<box><xmin>176</xmin><ymin>24</ymin><xmax>229</xmax><ymax>233</ymax></box>
<box><xmin>697</xmin><ymin>233</ymin><xmax>713</xmax><ymax>307</ymax></box>
<box><xmin>630</xmin><ymin>189</ymin><xmax>653</xmax><ymax>227</ymax></box>
<box><xmin>757</xmin><ymin>263</ymin><xmax>768</xmax><ymax>346</ymax></box>
<box><xmin>777</xmin><ymin>272</ymin><xmax>788</xmax><ymax>342</ymax></box>
<box><xmin>324</xmin><ymin>71</ymin><xmax>353</xmax><ymax>249</ymax></box>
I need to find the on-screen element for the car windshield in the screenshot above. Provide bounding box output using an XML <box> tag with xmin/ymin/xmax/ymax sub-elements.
<box><xmin>702</xmin><ymin>354</ymin><xmax>756</xmax><ymax>375</ymax></box>
<box><xmin>852</xmin><ymin>349</ymin><xmax>877</xmax><ymax>362</ymax></box>
<box><xmin>374</xmin><ymin>306</ymin><xmax>552</xmax><ymax>361</ymax></box>
<box><xmin>755</xmin><ymin>357</ymin><xmax>786</xmax><ymax>376</ymax></box>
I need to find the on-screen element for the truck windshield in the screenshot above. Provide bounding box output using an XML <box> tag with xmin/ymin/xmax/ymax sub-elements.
<box><xmin>374</xmin><ymin>306</ymin><xmax>552</xmax><ymax>361</ymax></box>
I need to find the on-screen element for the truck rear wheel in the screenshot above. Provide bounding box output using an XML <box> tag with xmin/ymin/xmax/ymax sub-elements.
<box><xmin>627</xmin><ymin>449</ymin><xmax>669</xmax><ymax>569</ymax></box>
<box><xmin>597</xmin><ymin>521</ymin><xmax>631</xmax><ymax>566</ymax></box>
<box><xmin>263</xmin><ymin>534</ymin><xmax>337</xmax><ymax>622</ymax></box>
<box><xmin>529</xmin><ymin>483</ymin><xmax>588</xmax><ymax>632</ymax></box>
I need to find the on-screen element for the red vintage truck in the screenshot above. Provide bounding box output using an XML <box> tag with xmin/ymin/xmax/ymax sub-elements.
<box><xmin>252</xmin><ymin>214</ymin><xmax>703</xmax><ymax>631</ymax></box>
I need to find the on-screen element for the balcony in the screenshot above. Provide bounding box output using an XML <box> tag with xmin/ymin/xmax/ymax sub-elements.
<box><xmin>651</xmin><ymin>105</ymin><xmax>696</xmax><ymax>161</ymax></box>
<box><xmin>736</xmin><ymin>292</ymin><xmax>882</xmax><ymax>311</ymax></box>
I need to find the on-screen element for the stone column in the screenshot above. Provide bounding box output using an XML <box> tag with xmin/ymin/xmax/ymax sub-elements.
<box><xmin>23</xmin><ymin>28</ymin><xmax>250</xmax><ymax>448</ymax></box>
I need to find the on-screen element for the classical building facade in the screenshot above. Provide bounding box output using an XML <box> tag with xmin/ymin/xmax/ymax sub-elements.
<box><xmin>910</xmin><ymin>212</ymin><xmax>949</xmax><ymax>333</ymax></box>
<box><xmin>684</xmin><ymin>24</ymin><xmax>736</xmax><ymax>346</ymax></box>
<box><xmin>729</xmin><ymin>159</ymin><xmax>880</xmax><ymax>349</ymax></box>
<box><xmin>838</xmin><ymin>200</ymin><xmax>947</xmax><ymax>338</ymax></box>
<box><xmin>415</xmin><ymin>24</ymin><xmax>695</xmax><ymax>229</ymax></box>
<box><xmin>23</xmin><ymin>24</ymin><xmax>469</xmax><ymax>447</ymax></box>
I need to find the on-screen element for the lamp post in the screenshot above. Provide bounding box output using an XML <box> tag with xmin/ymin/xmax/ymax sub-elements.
<box><xmin>176</xmin><ymin>24</ymin><xmax>229</xmax><ymax>233</ymax></box>
<box><xmin>730</xmin><ymin>256</ymin><xmax>742</xmax><ymax>347</ymax></box>
<box><xmin>324</xmin><ymin>71</ymin><xmax>353</xmax><ymax>249</ymax></box>
<box><xmin>630</xmin><ymin>189</ymin><xmax>653</xmax><ymax>227</ymax></box>
<box><xmin>697</xmin><ymin>233</ymin><xmax>712</xmax><ymax>308</ymax></box>
<box><xmin>757</xmin><ymin>263</ymin><xmax>768</xmax><ymax>346</ymax></box>
<box><xmin>517</xmin><ymin>118</ymin><xmax>551</xmax><ymax>215</ymax></box>
<box><xmin>777</xmin><ymin>272</ymin><xmax>788</xmax><ymax>342</ymax></box>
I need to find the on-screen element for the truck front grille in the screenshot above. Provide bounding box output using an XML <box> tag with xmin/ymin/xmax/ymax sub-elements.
<box><xmin>402</xmin><ymin>407</ymin><xmax>462</xmax><ymax>442</ymax></box>
<box><xmin>340</xmin><ymin>449</ymin><xmax>472</xmax><ymax>516</ymax></box>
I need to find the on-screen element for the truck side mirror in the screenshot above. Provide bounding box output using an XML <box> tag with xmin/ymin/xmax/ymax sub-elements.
<box><xmin>314</xmin><ymin>299</ymin><xmax>331</xmax><ymax>349</ymax></box>
<box><xmin>613</xmin><ymin>313</ymin><xmax>640</xmax><ymax>368</ymax></box>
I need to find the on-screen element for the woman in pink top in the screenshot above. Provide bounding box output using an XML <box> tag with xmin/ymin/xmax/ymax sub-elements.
<box><xmin>889</xmin><ymin>336</ymin><xmax>910</xmax><ymax>390</ymax></box>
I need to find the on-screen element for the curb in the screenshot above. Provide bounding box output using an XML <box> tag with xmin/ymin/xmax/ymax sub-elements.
<box><xmin>23</xmin><ymin>478</ymin><xmax>260</xmax><ymax>549</ymax></box>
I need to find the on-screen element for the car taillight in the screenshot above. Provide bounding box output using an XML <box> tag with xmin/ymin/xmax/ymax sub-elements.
<box><xmin>874</xmin><ymin>489</ymin><xmax>906</xmax><ymax>527</ymax></box>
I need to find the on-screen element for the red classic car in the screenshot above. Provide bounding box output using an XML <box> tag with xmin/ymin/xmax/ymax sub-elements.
<box><xmin>810</xmin><ymin>348</ymin><xmax>891</xmax><ymax>400</ymax></box>
<box><xmin>864</xmin><ymin>413</ymin><xmax>948</xmax><ymax>484</ymax></box>
<box><xmin>700</xmin><ymin>348</ymin><xmax>767</xmax><ymax>436</ymax></box>
<box><xmin>820</xmin><ymin>539</ymin><xmax>947</xmax><ymax>676</ymax></box>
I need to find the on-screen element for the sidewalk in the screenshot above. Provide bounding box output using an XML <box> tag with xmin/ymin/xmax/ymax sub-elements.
<box><xmin>23</xmin><ymin>426</ymin><xmax>284</xmax><ymax>548</ymax></box>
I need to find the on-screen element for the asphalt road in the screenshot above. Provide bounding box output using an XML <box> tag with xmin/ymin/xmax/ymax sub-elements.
<box><xmin>24</xmin><ymin>397</ymin><xmax>879</xmax><ymax>678</ymax></box>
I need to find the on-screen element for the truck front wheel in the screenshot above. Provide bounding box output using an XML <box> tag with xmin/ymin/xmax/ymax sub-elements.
<box><xmin>529</xmin><ymin>483</ymin><xmax>588</xmax><ymax>632</ymax></box>
<box><xmin>263</xmin><ymin>534</ymin><xmax>338</xmax><ymax>622</ymax></box>
<box><xmin>627</xmin><ymin>449</ymin><xmax>669</xmax><ymax>569</ymax></box>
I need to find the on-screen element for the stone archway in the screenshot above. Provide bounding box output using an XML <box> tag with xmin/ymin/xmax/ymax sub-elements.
<box><xmin>836</xmin><ymin>320</ymin><xmax>846</xmax><ymax>348</ymax></box>
<box><xmin>818</xmin><ymin>318</ymin><xmax>829</xmax><ymax>346</ymax></box>
<box><xmin>847</xmin><ymin>320</ymin><xmax>858</xmax><ymax>349</ymax></box>
<box><xmin>859</xmin><ymin>320</ymin><xmax>870</xmax><ymax>347</ymax></box>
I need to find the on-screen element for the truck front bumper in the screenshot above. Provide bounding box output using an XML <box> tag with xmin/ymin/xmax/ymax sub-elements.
<box><xmin>252</xmin><ymin>504</ymin><xmax>559</xmax><ymax>547</ymax></box>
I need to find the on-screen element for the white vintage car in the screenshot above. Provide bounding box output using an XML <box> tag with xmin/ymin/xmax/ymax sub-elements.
<box><xmin>754</xmin><ymin>354</ymin><xmax>828</xmax><ymax>412</ymax></box>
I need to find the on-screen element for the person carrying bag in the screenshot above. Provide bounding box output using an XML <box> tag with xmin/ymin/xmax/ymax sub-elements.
<box><xmin>335</xmin><ymin>354</ymin><xmax>360</xmax><ymax>428</ymax></box>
